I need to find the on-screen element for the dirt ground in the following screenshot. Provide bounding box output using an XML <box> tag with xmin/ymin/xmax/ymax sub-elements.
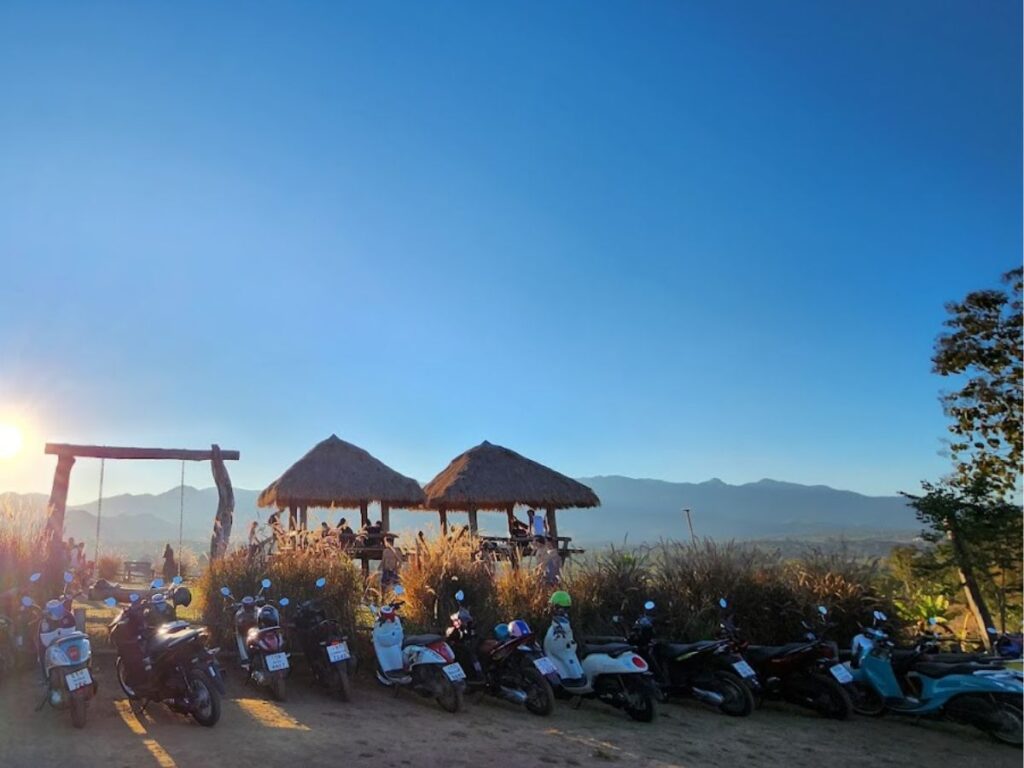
<box><xmin>0</xmin><ymin>656</ymin><xmax>1017</xmax><ymax>768</ymax></box>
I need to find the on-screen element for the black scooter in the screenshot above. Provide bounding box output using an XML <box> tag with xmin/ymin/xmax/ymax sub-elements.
<box><xmin>285</xmin><ymin>576</ymin><xmax>354</xmax><ymax>701</ymax></box>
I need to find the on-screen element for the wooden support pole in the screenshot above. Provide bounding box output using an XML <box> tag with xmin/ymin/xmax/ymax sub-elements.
<box><xmin>209</xmin><ymin>444</ymin><xmax>235</xmax><ymax>561</ymax></box>
<box><xmin>359</xmin><ymin>501</ymin><xmax>369</xmax><ymax>529</ymax></box>
<box><xmin>546</xmin><ymin>507</ymin><xmax>558</xmax><ymax>540</ymax></box>
<box><xmin>439</xmin><ymin>509</ymin><xmax>448</xmax><ymax>536</ymax></box>
<box><xmin>288</xmin><ymin>505</ymin><xmax>297</xmax><ymax>531</ymax></box>
<box><xmin>45</xmin><ymin>454</ymin><xmax>76</xmax><ymax>538</ymax></box>
<box><xmin>381</xmin><ymin>502</ymin><xmax>390</xmax><ymax>533</ymax></box>
<box><xmin>506</xmin><ymin>504</ymin><xmax>515</xmax><ymax>535</ymax></box>
<box><xmin>468</xmin><ymin>508</ymin><xmax>479</xmax><ymax>535</ymax></box>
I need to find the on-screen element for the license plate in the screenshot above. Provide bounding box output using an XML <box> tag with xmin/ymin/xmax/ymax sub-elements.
<box><xmin>265</xmin><ymin>652</ymin><xmax>289</xmax><ymax>672</ymax></box>
<box><xmin>326</xmin><ymin>642</ymin><xmax>350</xmax><ymax>663</ymax></box>
<box><xmin>732</xmin><ymin>660</ymin><xmax>757</xmax><ymax>679</ymax></box>
<box><xmin>442</xmin><ymin>662</ymin><xmax>466</xmax><ymax>681</ymax></box>
<box><xmin>533</xmin><ymin>656</ymin><xmax>557</xmax><ymax>676</ymax></box>
<box><xmin>829</xmin><ymin>664</ymin><xmax>853</xmax><ymax>684</ymax></box>
<box><xmin>66</xmin><ymin>668</ymin><xmax>92</xmax><ymax>691</ymax></box>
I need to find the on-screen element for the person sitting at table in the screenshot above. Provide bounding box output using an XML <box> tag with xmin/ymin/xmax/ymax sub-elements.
<box><xmin>366</xmin><ymin>519</ymin><xmax>383</xmax><ymax>547</ymax></box>
<box><xmin>509</xmin><ymin>513</ymin><xmax>529</xmax><ymax>538</ymax></box>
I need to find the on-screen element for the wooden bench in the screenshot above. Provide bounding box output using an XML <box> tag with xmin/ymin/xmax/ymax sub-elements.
<box><xmin>123</xmin><ymin>561</ymin><xmax>154</xmax><ymax>582</ymax></box>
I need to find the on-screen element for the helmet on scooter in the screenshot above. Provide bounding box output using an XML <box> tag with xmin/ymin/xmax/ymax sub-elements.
<box><xmin>145</xmin><ymin>593</ymin><xmax>175</xmax><ymax>626</ymax></box>
<box><xmin>548</xmin><ymin>591</ymin><xmax>571</xmax><ymax>608</ymax></box>
<box><xmin>44</xmin><ymin>599</ymin><xmax>65</xmax><ymax>622</ymax></box>
<box><xmin>257</xmin><ymin>604</ymin><xmax>281</xmax><ymax>629</ymax></box>
<box><xmin>507</xmin><ymin>619</ymin><xmax>531</xmax><ymax>638</ymax></box>
<box><xmin>494</xmin><ymin>623</ymin><xmax>510</xmax><ymax>641</ymax></box>
<box><xmin>171</xmin><ymin>586</ymin><xmax>192</xmax><ymax>608</ymax></box>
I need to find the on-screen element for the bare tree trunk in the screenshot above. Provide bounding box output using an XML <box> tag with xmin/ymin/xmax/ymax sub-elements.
<box><xmin>209</xmin><ymin>444</ymin><xmax>235</xmax><ymax>561</ymax></box>
<box><xmin>948</xmin><ymin>522</ymin><xmax>994</xmax><ymax>650</ymax></box>
<box><xmin>45</xmin><ymin>454</ymin><xmax>76</xmax><ymax>538</ymax></box>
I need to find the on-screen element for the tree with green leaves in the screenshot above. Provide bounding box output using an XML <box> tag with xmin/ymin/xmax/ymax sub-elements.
<box><xmin>905</xmin><ymin>268</ymin><xmax>1023</xmax><ymax>648</ymax></box>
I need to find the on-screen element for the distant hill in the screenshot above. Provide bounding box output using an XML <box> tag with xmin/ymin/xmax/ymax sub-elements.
<box><xmin>1</xmin><ymin>476</ymin><xmax>920</xmax><ymax>551</ymax></box>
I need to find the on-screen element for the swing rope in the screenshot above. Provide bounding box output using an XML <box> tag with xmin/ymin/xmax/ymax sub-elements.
<box><xmin>93</xmin><ymin>458</ymin><xmax>105</xmax><ymax>565</ymax></box>
<box><xmin>177</xmin><ymin>460</ymin><xmax>185</xmax><ymax>577</ymax></box>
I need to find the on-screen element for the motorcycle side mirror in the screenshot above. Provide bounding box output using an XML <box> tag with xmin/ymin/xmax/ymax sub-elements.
<box><xmin>451</xmin><ymin>576</ymin><xmax>459</xmax><ymax>582</ymax></box>
<box><xmin>220</xmin><ymin>586</ymin><xmax>231</xmax><ymax>597</ymax></box>
<box><xmin>817</xmin><ymin>605</ymin><xmax>828</xmax><ymax>616</ymax></box>
<box><xmin>29</xmin><ymin>572</ymin><xmax>41</xmax><ymax>583</ymax></box>
<box><xmin>873</xmin><ymin>610</ymin><xmax>887</xmax><ymax>622</ymax></box>
<box><xmin>151</xmin><ymin>579</ymin><xmax>164</xmax><ymax>589</ymax></box>
<box><xmin>129</xmin><ymin>593</ymin><xmax>139</xmax><ymax>603</ymax></box>
<box><xmin>104</xmin><ymin>597</ymin><xmax>118</xmax><ymax>607</ymax></box>
<box><xmin>986</xmin><ymin>626</ymin><xmax>997</xmax><ymax>635</ymax></box>
<box><xmin>455</xmin><ymin>590</ymin><xmax>465</xmax><ymax>603</ymax></box>
<box><xmin>261</xmin><ymin>578</ymin><xmax>272</xmax><ymax>589</ymax></box>
<box><xmin>315</xmin><ymin>577</ymin><xmax>327</xmax><ymax>589</ymax></box>
<box><xmin>172</xmin><ymin>576</ymin><xmax>183</xmax><ymax>585</ymax></box>
<box><xmin>644</xmin><ymin>600</ymin><xmax>655</xmax><ymax>611</ymax></box>
<box><xmin>805</xmin><ymin>632</ymin><xmax>816</xmax><ymax>641</ymax></box>
<box><xmin>612</xmin><ymin>615</ymin><xmax>622</xmax><ymax>624</ymax></box>
<box><xmin>393</xmin><ymin>585</ymin><xmax>405</xmax><ymax>596</ymax></box>
<box><xmin>63</xmin><ymin>571</ymin><xmax>74</xmax><ymax>583</ymax></box>
<box><xmin>279</xmin><ymin>598</ymin><xmax>290</xmax><ymax>607</ymax></box>
<box><xmin>20</xmin><ymin>596</ymin><xmax>33</xmax><ymax>607</ymax></box>
<box><xmin>718</xmin><ymin>598</ymin><xmax>728</xmax><ymax>609</ymax></box>
<box><xmin>928</xmin><ymin>616</ymin><xmax>938</xmax><ymax>626</ymax></box>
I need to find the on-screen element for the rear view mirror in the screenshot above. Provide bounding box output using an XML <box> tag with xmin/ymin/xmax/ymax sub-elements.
<box><xmin>455</xmin><ymin>590</ymin><xmax>465</xmax><ymax>603</ymax></box>
<box><xmin>20</xmin><ymin>596</ymin><xmax>33</xmax><ymax>607</ymax></box>
<box><xmin>104</xmin><ymin>597</ymin><xmax>117</xmax><ymax>607</ymax></box>
<box><xmin>151</xmin><ymin>579</ymin><xmax>164</xmax><ymax>589</ymax></box>
<box><xmin>220</xmin><ymin>586</ymin><xmax>231</xmax><ymax>597</ymax></box>
<box><xmin>172</xmin><ymin>576</ymin><xmax>183</xmax><ymax>585</ymax></box>
<box><xmin>279</xmin><ymin>598</ymin><xmax>290</xmax><ymax>607</ymax></box>
<box><xmin>718</xmin><ymin>598</ymin><xmax>728</xmax><ymax>609</ymax></box>
<box><xmin>64</xmin><ymin>572</ymin><xmax>74</xmax><ymax>583</ymax></box>
<box><xmin>261</xmin><ymin>578</ymin><xmax>272</xmax><ymax>589</ymax></box>
<box><xmin>393</xmin><ymin>585</ymin><xmax>405</xmax><ymax>596</ymax></box>
<box><xmin>986</xmin><ymin>627</ymin><xmax>997</xmax><ymax>635</ymax></box>
<box><xmin>644</xmin><ymin>600</ymin><xmax>655</xmax><ymax>611</ymax></box>
<box><xmin>29</xmin><ymin>572</ymin><xmax>41</xmax><ymax>583</ymax></box>
<box><xmin>315</xmin><ymin>577</ymin><xmax>327</xmax><ymax>589</ymax></box>
<box><xmin>928</xmin><ymin>616</ymin><xmax>938</xmax><ymax>626</ymax></box>
<box><xmin>817</xmin><ymin>605</ymin><xmax>828</xmax><ymax>616</ymax></box>
<box><xmin>129</xmin><ymin>593</ymin><xmax>139</xmax><ymax>603</ymax></box>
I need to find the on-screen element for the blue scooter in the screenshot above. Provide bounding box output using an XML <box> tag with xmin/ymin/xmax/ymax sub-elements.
<box><xmin>847</xmin><ymin>610</ymin><xmax>1022</xmax><ymax>745</ymax></box>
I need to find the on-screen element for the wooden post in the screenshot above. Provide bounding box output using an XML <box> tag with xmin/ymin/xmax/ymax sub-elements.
<box><xmin>506</xmin><ymin>504</ymin><xmax>515</xmax><ymax>535</ymax></box>
<box><xmin>439</xmin><ymin>509</ymin><xmax>448</xmax><ymax>536</ymax></box>
<box><xmin>288</xmin><ymin>505</ymin><xmax>297</xmax><ymax>531</ymax></box>
<box><xmin>360</xmin><ymin>501</ymin><xmax>369</xmax><ymax>529</ymax></box>
<box><xmin>381</xmin><ymin>502</ymin><xmax>390</xmax><ymax>533</ymax></box>
<box><xmin>209</xmin><ymin>444</ymin><xmax>235</xmax><ymax>560</ymax></box>
<box><xmin>546</xmin><ymin>507</ymin><xmax>558</xmax><ymax>539</ymax></box>
<box><xmin>300</xmin><ymin>505</ymin><xmax>308</xmax><ymax>531</ymax></box>
<box><xmin>45</xmin><ymin>454</ymin><xmax>76</xmax><ymax>538</ymax></box>
<box><xmin>468</xmin><ymin>507</ymin><xmax>479</xmax><ymax>535</ymax></box>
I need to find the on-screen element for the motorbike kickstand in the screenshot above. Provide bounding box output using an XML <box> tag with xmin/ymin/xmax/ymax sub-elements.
<box><xmin>35</xmin><ymin>686</ymin><xmax>51</xmax><ymax>712</ymax></box>
<box><xmin>571</xmin><ymin>695</ymin><xmax>584</xmax><ymax>710</ymax></box>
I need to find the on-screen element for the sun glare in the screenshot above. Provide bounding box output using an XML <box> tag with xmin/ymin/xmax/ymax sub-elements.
<box><xmin>0</xmin><ymin>423</ymin><xmax>24</xmax><ymax>459</ymax></box>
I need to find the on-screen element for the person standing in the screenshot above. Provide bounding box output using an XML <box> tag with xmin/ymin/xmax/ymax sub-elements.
<box><xmin>535</xmin><ymin>537</ymin><xmax>562</xmax><ymax>586</ymax></box>
<box><xmin>528</xmin><ymin>509</ymin><xmax>547</xmax><ymax>539</ymax></box>
<box><xmin>380</xmin><ymin>534</ymin><xmax>403</xmax><ymax>590</ymax></box>
<box><xmin>162</xmin><ymin>543</ymin><xmax>176</xmax><ymax>582</ymax></box>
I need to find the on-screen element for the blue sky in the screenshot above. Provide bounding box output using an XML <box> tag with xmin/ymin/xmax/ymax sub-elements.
<box><xmin>0</xmin><ymin>2</ymin><xmax>1020</xmax><ymax>502</ymax></box>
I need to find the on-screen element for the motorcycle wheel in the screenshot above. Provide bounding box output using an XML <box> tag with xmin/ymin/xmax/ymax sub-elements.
<box><xmin>330</xmin><ymin>663</ymin><xmax>352</xmax><ymax>703</ymax></box>
<box><xmin>434</xmin><ymin>668</ymin><xmax>463</xmax><ymax>713</ymax></box>
<box><xmin>521</xmin><ymin>668</ymin><xmax>555</xmax><ymax>716</ymax></box>
<box><xmin>622</xmin><ymin>677</ymin><xmax>657</xmax><ymax>723</ymax></box>
<box><xmin>983</xmin><ymin>698</ymin><xmax>1023</xmax><ymax>746</ymax></box>
<box><xmin>808</xmin><ymin>673</ymin><xmax>852</xmax><ymax>720</ymax></box>
<box><xmin>188</xmin><ymin>671</ymin><xmax>221</xmax><ymax>727</ymax></box>
<box><xmin>115</xmin><ymin>657</ymin><xmax>138</xmax><ymax>700</ymax></box>
<box><xmin>70</xmin><ymin>694</ymin><xmax>87</xmax><ymax>729</ymax></box>
<box><xmin>269</xmin><ymin>672</ymin><xmax>287</xmax><ymax>702</ymax></box>
<box><xmin>850</xmin><ymin>682</ymin><xmax>885</xmax><ymax>717</ymax></box>
<box><xmin>712</xmin><ymin>671</ymin><xmax>755</xmax><ymax>717</ymax></box>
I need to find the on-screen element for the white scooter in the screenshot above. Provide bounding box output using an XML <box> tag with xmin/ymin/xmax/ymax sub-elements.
<box><xmin>367</xmin><ymin>585</ymin><xmax>466</xmax><ymax>712</ymax></box>
<box><xmin>543</xmin><ymin>593</ymin><xmax>657</xmax><ymax>721</ymax></box>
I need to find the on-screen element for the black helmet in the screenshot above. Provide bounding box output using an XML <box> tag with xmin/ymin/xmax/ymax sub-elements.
<box><xmin>145</xmin><ymin>594</ymin><xmax>175</xmax><ymax>626</ymax></box>
<box><xmin>171</xmin><ymin>586</ymin><xmax>192</xmax><ymax>608</ymax></box>
<box><xmin>257</xmin><ymin>604</ymin><xmax>281</xmax><ymax>629</ymax></box>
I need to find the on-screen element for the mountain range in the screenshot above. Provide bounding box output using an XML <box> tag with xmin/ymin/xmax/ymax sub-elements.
<box><xmin>1</xmin><ymin>475</ymin><xmax>921</xmax><ymax>551</ymax></box>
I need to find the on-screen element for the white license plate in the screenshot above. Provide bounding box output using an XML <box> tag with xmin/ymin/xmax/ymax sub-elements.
<box><xmin>442</xmin><ymin>662</ymin><xmax>466</xmax><ymax>681</ymax></box>
<box><xmin>732</xmin><ymin>660</ymin><xmax>757</xmax><ymax>679</ymax></box>
<box><xmin>66</xmin><ymin>668</ymin><xmax>92</xmax><ymax>691</ymax></box>
<box><xmin>829</xmin><ymin>664</ymin><xmax>853</xmax><ymax>684</ymax></box>
<box><xmin>326</xmin><ymin>642</ymin><xmax>350</xmax><ymax>663</ymax></box>
<box><xmin>265</xmin><ymin>652</ymin><xmax>289</xmax><ymax>672</ymax></box>
<box><xmin>533</xmin><ymin>656</ymin><xmax>557</xmax><ymax>676</ymax></box>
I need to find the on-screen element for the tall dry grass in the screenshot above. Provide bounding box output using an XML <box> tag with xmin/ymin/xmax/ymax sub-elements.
<box><xmin>0</xmin><ymin>497</ymin><xmax>46</xmax><ymax>594</ymax></box>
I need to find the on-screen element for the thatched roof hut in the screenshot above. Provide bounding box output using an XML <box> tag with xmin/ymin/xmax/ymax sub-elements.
<box><xmin>421</xmin><ymin>440</ymin><xmax>599</xmax><ymax>537</ymax></box>
<box><xmin>258</xmin><ymin>434</ymin><xmax>424</xmax><ymax>530</ymax></box>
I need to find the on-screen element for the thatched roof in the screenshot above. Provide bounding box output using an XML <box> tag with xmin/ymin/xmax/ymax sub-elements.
<box><xmin>421</xmin><ymin>441</ymin><xmax>600</xmax><ymax>511</ymax></box>
<box><xmin>258</xmin><ymin>434</ymin><xmax>425</xmax><ymax>509</ymax></box>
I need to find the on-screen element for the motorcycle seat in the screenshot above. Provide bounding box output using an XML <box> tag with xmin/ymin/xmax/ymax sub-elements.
<box><xmin>403</xmin><ymin>634</ymin><xmax>443</xmax><ymax>648</ymax></box>
<box><xmin>661</xmin><ymin>640</ymin><xmax>718</xmax><ymax>659</ymax></box>
<box><xmin>149</xmin><ymin>627</ymin><xmax>201</xmax><ymax>654</ymax></box>
<box><xmin>745</xmin><ymin>643</ymin><xmax>809</xmax><ymax>663</ymax></box>
<box><xmin>913</xmin><ymin>661</ymin><xmax>1002</xmax><ymax>678</ymax></box>
<box><xmin>578</xmin><ymin>642</ymin><xmax>634</xmax><ymax>658</ymax></box>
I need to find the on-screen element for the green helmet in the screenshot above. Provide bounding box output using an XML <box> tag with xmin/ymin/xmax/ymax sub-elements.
<box><xmin>549</xmin><ymin>590</ymin><xmax>572</xmax><ymax>608</ymax></box>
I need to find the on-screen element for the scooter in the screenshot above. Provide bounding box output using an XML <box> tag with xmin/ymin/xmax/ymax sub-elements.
<box><xmin>445</xmin><ymin>588</ymin><xmax>558</xmax><ymax>716</ymax></box>
<box><xmin>367</xmin><ymin>585</ymin><xmax>466</xmax><ymax>712</ymax></box>
<box><xmin>848</xmin><ymin>610</ymin><xmax>1022</xmax><ymax>745</ymax></box>
<box><xmin>106</xmin><ymin>579</ymin><xmax>223</xmax><ymax>726</ymax></box>
<box><xmin>220</xmin><ymin>578</ymin><xmax>290</xmax><ymax>701</ymax></box>
<box><xmin>29</xmin><ymin>571</ymin><xmax>98</xmax><ymax>729</ymax></box>
<box><xmin>286</xmin><ymin>576</ymin><xmax>354</xmax><ymax>702</ymax></box>
<box><xmin>543</xmin><ymin>591</ymin><xmax>658</xmax><ymax>722</ymax></box>
<box><xmin>741</xmin><ymin>605</ymin><xmax>854</xmax><ymax>719</ymax></box>
<box><xmin>615</xmin><ymin>598</ymin><xmax>756</xmax><ymax>717</ymax></box>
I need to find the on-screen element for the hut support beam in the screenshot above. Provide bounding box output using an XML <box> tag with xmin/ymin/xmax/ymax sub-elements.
<box><xmin>468</xmin><ymin>508</ymin><xmax>478</xmax><ymax>535</ymax></box>
<box><xmin>506</xmin><ymin>505</ymin><xmax>515</xmax><ymax>535</ymax></box>
<box><xmin>381</xmin><ymin>502</ymin><xmax>390</xmax><ymax>533</ymax></box>
<box><xmin>209</xmin><ymin>444</ymin><xmax>235</xmax><ymax>560</ymax></box>
<box><xmin>45</xmin><ymin>454</ymin><xmax>76</xmax><ymax>537</ymax></box>
<box><xmin>288</xmin><ymin>505</ymin><xmax>297</xmax><ymax>531</ymax></box>
<box><xmin>546</xmin><ymin>506</ymin><xmax>559</xmax><ymax>540</ymax></box>
<box><xmin>360</xmin><ymin>501</ymin><xmax>369</xmax><ymax>529</ymax></box>
<box><xmin>439</xmin><ymin>509</ymin><xmax>448</xmax><ymax>535</ymax></box>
